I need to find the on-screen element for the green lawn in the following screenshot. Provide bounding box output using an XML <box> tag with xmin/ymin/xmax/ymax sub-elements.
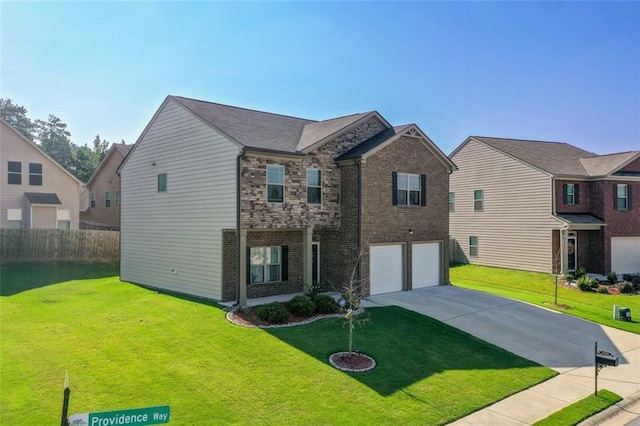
<box><xmin>1</xmin><ymin>262</ymin><xmax>555</xmax><ymax>425</ymax></box>
<box><xmin>450</xmin><ymin>264</ymin><xmax>640</xmax><ymax>334</ymax></box>
<box><xmin>533</xmin><ymin>389</ymin><xmax>621</xmax><ymax>426</ymax></box>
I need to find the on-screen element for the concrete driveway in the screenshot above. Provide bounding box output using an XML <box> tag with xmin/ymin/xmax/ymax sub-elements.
<box><xmin>365</xmin><ymin>286</ymin><xmax>640</xmax><ymax>425</ymax></box>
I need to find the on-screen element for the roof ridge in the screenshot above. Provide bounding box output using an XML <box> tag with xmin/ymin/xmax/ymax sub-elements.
<box><xmin>171</xmin><ymin>95</ymin><xmax>316</xmax><ymax>123</ymax></box>
<box><xmin>472</xmin><ymin>135</ymin><xmax>575</xmax><ymax>145</ymax></box>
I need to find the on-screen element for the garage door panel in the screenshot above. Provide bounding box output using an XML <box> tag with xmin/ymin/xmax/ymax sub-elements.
<box><xmin>370</xmin><ymin>245</ymin><xmax>403</xmax><ymax>295</ymax></box>
<box><xmin>412</xmin><ymin>242</ymin><xmax>441</xmax><ymax>289</ymax></box>
<box><xmin>612</xmin><ymin>237</ymin><xmax>640</xmax><ymax>274</ymax></box>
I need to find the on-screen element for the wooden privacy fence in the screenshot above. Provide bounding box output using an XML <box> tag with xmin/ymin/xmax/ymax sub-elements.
<box><xmin>1</xmin><ymin>229</ymin><xmax>119</xmax><ymax>263</ymax></box>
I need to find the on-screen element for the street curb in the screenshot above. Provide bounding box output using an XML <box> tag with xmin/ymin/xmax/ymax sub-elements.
<box><xmin>577</xmin><ymin>391</ymin><xmax>640</xmax><ymax>425</ymax></box>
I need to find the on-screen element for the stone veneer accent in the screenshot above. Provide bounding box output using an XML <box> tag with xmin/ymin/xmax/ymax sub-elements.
<box><xmin>240</xmin><ymin>118</ymin><xmax>384</xmax><ymax>229</ymax></box>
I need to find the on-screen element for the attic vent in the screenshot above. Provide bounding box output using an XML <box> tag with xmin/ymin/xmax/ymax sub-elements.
<box><xmin>406</xmin><ymin>128</ymin><xmax>419</xmax><ymax>137</ymax></box>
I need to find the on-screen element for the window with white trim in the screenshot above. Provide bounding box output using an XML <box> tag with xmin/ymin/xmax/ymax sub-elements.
<box><xmin>90</xmin><ymin>192</ymin><xmax>96</xmax><ymax>208</ymax></box>
<box><xmin>29</xmin><ymin>163</ymin><xmax>42</xmax><ymax>186</ymax></box>
<box><xmin>250</xmin><ymin>246</ymin><xmax>281</xmax><ymax>283</ymax></box>
<box><xmin>267</xmin><ymin>165</ymin><xmax>284</xmax><ymax>203</ymax></box>
<box><xmin>307</xmin><ymin>168</ymin><xmax>322</xmax><ymax>204</ymax></box>
<box><xmin>449</xmin><ymin>192</ymin><xmax>455</xmax><ymax>212</ymax></box>
<box><xmin>474</xmin><ymin>190</ymin><xmax>483</xmax><ymax>211</ymax></box>
<box><xmin>469</xmin><ymin>236</ymin><xmax>479</xmax><ymax>257</ymax></box>
<box><xmin>7</xmin><ymin>161</ymin><xmax>21</xmax><ymax>185</ymax></box>
<box><xmin>563</xmin><ymin>183</ymin><xmax>580</xmax><ymax>205</ymax></box>
<box><xmin>116</xmin><ymin>191</ymin><xmax>120</xmax><ymax>205</ymax></box>
<box><xmin>394</xmin><ymin>172</ymin><xmax>424</xmax><ymax>206</ymax></box>
<box><xmin>57</xmin><ymin>209</ymin><xmax>70</xmax><ymax>230</ymax></box>
<box><xmin>105</xmin><ymin>191</ymin><xmax>111</xmax><ymax>207</ymax></box>
<box><xmin>7</xmin><ymin>209</ymin><xmax>22</xmax><ymax>228</ymax></box>
<box><xmin>615</xmin><ymin>184</ymin><xmax>629</xmax><ymax>210</ymax></box>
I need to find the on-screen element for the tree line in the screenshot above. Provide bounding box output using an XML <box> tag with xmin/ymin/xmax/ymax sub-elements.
<box><xmin>1</xmin><ymin>98</ymin><xmax>124</xmax><ymax>183</ymax></box>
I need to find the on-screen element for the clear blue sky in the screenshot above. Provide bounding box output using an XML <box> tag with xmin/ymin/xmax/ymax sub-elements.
<box><xmin>2</xmin><ymin>1</ymin><xmax>639</xmax><ymax>155</ymax></box>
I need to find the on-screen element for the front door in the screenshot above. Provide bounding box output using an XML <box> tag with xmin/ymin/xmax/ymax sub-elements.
<box><xmin>312</xmin><ymin>242</ymin><xmax>320</xmax><ymax>285</ymax></box>
<box><xmin>567</xmin><ymin>233</ymin><xmax>577</xmax><ymax>272</ymax></box>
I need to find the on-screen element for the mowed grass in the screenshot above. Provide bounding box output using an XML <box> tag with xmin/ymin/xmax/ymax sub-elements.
<box><xmin>450</xmin><ymin>264</ymin><xmax>640</xmax><ymax>334</ymax></box>
<box><xmin>1</xmin><ymin>262</ymin><xmax>555</xmax><ymax>425</ymax></box>
<box><xmin>533</xmin><ymin>389</ymin><xmax>621</xmax><ymax>426</ymax></box>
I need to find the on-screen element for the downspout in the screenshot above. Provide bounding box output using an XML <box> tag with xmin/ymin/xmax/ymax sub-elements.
<box><xmin>235</xmin><ymin>150</ymin><xmax>244</xmax><ymax>306</ymax></box>
<box><xmin>356</xmin><ymin>160</ymin><xmax>362</xmax><ymax>287</ymax></box>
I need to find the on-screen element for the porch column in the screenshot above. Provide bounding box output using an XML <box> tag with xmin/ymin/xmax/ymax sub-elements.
<box><xmin>560</xmin><ymin>229</ymin><xmax>567</xmax><ymax>275</ymax></box>
<box><xmin>239</xmin><ymin>228</ymin><xmax>247</xmax><ymax>307</ymax></box>
<box><xmin>303</xmin><ymin>227</ymin><xmax>313</xmax><ymax>287</ymax></box>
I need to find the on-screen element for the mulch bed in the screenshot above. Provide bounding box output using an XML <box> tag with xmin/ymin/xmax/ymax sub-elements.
<box><xmin>226</xmin><ymin>306</ymin><xmax>344</xmax><ymax>328</ymax></box>
<box><xmin>329</xmin><ymin>352</ymin><xmax>376</xmax><ymax>372</ymax></box>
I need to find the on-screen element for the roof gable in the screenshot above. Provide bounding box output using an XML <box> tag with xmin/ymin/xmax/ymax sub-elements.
<box><xmin>87</xmin><ymin>143</ymin><xmax>132</xmax><ymax>187</ymax></box>
<box><xmin>580</xmin><ymin>151</ymin><xmax>640</xmax><ymax>177</ymax></box>
<box><xmin>296</xmin><ymin>112</ymin><xmax>378</xmax><ymax>152</ymax></box>
<box><xmin>0</xmin><ymin>118</ymin><xmax>83</xmax><ymax>186</ymax></box>
<box><xmin>337</xmin><ymin>124</ymin><xmax>457</xmax><ymax>172</ymax></box>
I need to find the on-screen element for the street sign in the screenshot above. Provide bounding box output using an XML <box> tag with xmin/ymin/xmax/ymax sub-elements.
<box><xmin>69</xmin><ymin>406</ymin><xmax>170</xmax><ymax>426</ymax></box>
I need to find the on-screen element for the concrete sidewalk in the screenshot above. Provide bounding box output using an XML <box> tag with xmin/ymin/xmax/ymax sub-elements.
<box><xmin>365</xmin><ymin>286</ymin><xmax>640</xmax><ymax>425</ymax></box>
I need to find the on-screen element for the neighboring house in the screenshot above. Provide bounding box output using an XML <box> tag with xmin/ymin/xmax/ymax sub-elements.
<box><xmin>119</xmin><ymin>95</ymin><xmax>456</xmax><ymax>305</ymax></box>
<box><xmin>449</xmin><ymin>136</ymin><xmax>640</xmax><ymax>275</ymax></box>
<box><xmin>0</xmin><ymin>118</ymin><xmax>83</xmax><ymax>229</ymax></box>
<box><xmin>80</xmin><ymin>143</ymin><xmax>132</xmax><ymax>230</ymax></box>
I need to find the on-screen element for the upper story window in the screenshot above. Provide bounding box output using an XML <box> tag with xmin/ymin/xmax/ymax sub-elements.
<box><xmin>29</xmin><ymin>163</ymin><xmax>42</xmax><ymax>186</ymax></box>
<box><xmin>307</xmin><ymin>168</ymin><xmax>322</xmax><ymax>204</ymax></box>
<box><xmin>250</xmin><ymin>246</ymin><xmax>281</xmax><ymax>283</ymax></box>
<box><xmin>105</xmin><ymin>191</ymin><xmax>111</xmax><ymax>208</ymax></box>
<box><xmin>393</xmin><ymin>172</ymin><xmax>426</xmax><ymax>206</ymax></box>
<box><xmin>90</xmin><ymin>192</ymin><xmax>96</xmax><ymax>208</ymax></box>
<box><xmin>474</xmin><ymin>190</ymin><xmax>484</xmax><ymax>211</ymax></box>
<box><xmin>116</xmin><ymin>191</ymin><xmax>121</xmax><ymax>205</ymax></box>
<box><xmin>563</xmin><ymin>183</ymin><xmax>579</xmax><ymax>205</ymax></box>
<box><xmin>449</xmin><ymin>192</ymin><xmax>455</xmax><ymax>212</ymax></box>
<box><xmin>267</xmin><ymin>165</ymin><xmax>284</xmax><ymax>203</ymax></box>
<box><xmin>614</xmin><ymin>184</ymin><xmax>630</xmax><ymax>211</ymax></box>
<box><xmin>7</xmin><ymin>161</ymin><xmax>21</xmax><ymax>185</ymax></box>
<box><xmin>158</xmin><ymin>173</ymin><xmax>167</xmax><ymax>193</ymax></box>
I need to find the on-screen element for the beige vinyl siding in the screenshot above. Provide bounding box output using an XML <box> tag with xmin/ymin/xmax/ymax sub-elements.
<box><xmin>450</xmin><ymin>139</ymin><xmax>560</xmax><ymax>273</ymax></box>
<box><xmin>120</xmin><ymin>99</ymin><xmax>239</xmax><ymax>300</ymax></box>
<box><xmin>0</xmin><ymin>121</ymin><xmax>81</xmax><ymax>229</ymax></box>
<box><xmin>80</xmin><ymin>148</ymin><xmax>126</xmax><ymax>228</ymax></box>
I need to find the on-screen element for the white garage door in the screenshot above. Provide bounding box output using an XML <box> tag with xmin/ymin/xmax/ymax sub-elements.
<box><xmin>370</xmin><ymin>244</ymin><xmax>403</xmax><ymax>295</ymax></box>
<box><xmin>412</xmin><ymin>242</ymin><xmax>441</xmax><ymax>289</ymax></box>
<box><xmin>611</xmin><ymin>237</ymin><xmax>640</xmax><ymax>274</ymax></box>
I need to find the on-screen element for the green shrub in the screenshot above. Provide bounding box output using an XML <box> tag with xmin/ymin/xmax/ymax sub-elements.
<box><xmin>607</xmin><ymin>271</ymin><xmax>618</xmax><ymax>284</ymax></box>
<box><xmin>618</xmin><ymin>281</ymin><xmax>635</xmax><ymax>294</ymax></box>
<box><xmin>287</xmin><ymin>295</ymin><xmax>316</xmax><ymax>317</ymax></box>
<box><xmin>597</xmin><ymin>286</ymin><xmax>609</xmax><ymax>294</ymax></box>
<box><xmin>314</xmin><ymin>294</ymin><xmax>339</xmax><ymax>314</ymax></box>
<box><xmin>256</xmin><ymin>302</ymin><xmax>290</xmax><ymax>323</ymax></box>
<box><xmin>576</xmin><ymin>275</ymin><xmax>595</xmax><ymax>292</ymax></box>
<box><xmin>304</xmin><ymin>280</ymin><xmax>321</xmax><ymax>300</ymax></box>
<box><xmin>632</xmin><ymin>276</ymin><xmax>640</xmax><ymax>291</ymax></box>
<box><xmin>574</xmin><ymin>267</ymin><xmax>588</xmax><ymax>280</ymax></box>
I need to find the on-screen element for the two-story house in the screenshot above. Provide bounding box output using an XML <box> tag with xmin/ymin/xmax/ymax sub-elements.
<box><xmin>80</xmin><ymin>143</ymin><xmax>132</xmax><ymax>230</ymax></box>
<box><xmin>1</xmin><ymin>118</ymin><xmax>83</xmax><ymax>229</ymax></box>
<box><xmin>449</xmin><ymin>136</ymin><xmax>640</xmax><ymax>275</ymax></box>
<box><xmin>119</xmin><ymin>96</ymin><xmax>456</xmax><ymax>305</ymax></box>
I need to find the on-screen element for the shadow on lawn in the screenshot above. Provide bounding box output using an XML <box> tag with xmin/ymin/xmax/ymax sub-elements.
<box><xmin>0</xmin><ymin>262</ymin><xmax>120</xmax><ymax>296</ymax></box>
<box><xmin>265</xmin><ymin>305</ymin><xmax>551</xmax><ymax>396</ymax></box>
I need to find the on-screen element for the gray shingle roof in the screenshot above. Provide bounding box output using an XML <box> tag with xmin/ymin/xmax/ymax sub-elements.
<box><xmin>172</xmin><ymin>96</ymin><xmax>315</xmax><ymax>152</ymax></box>
<box><xmin>296</xmin><ymin>112</ymin><xmax>372</xmax><ymax>152</ymax></box>
<box><xmin>114</xmin><ymin>143</ymin><xmax>133</xmax><ymax>157</ymax></box>
<box><xmin>473</xmin><ymin>136</ymin><xmax>597</xmax><ymax>176</ymax></box>
<box><xmin>25</xmin><ymin>192</ymin><xmax>62</xmax><ymax>205</ymax></box>
<box><xmin>555</xmin><ymin>214</ymin><xmax>605</xmax><ymax>226</ymax></box>
<box><xmin>336</xmin><ymin>125</ymin><xmax>413</xmax><ymax>161</ymax></box>
<box><xmin>580</xmin><ymin>151</ymin><xmax>640</xmax><ymax>177</ymax></box>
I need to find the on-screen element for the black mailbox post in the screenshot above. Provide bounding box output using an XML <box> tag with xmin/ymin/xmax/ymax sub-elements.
<box><xmin>595</xmin><ymin>341</ymin><xmax>619</xmax><ymax>396</ymax></box>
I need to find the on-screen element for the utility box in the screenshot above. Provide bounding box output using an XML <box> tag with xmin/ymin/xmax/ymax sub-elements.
<box><xmin>618</xmin><ymin>307</ymin><xmax>632</xmax><ymax>322</ymax></box>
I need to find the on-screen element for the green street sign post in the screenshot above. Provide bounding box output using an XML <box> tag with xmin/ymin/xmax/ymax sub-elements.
<box><xmin>68</xmin><ymin>406</ymin><xmax>170</xmax><ymax>426</ymax></box>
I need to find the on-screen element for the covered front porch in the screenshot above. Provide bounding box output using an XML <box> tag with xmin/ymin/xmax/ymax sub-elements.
<box><xmin>553</xmin><ymin>214</ymin><xmax>606</xmax><ymax>275</ymax></box>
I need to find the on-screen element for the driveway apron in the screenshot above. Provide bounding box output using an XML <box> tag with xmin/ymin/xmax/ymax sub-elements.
<box><xmin>365</xmin><ymin>286</ymin><xmax>640</xmax><ymax>425</ymax></box>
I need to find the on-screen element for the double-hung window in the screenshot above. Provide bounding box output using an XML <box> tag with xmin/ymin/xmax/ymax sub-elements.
<box><xmin>116</xmin><ymin>191</ymin><xmax>120</xmax><ymax>205</ymax></box>
<box><xmin>393</xmin><ymin>172</ymin><xmax>426</xmax><ymax>206</ymax></box>
<box><xmin>563</xmin><ymin>183</ymin><xmax>579</xmax><ymax>205</ymax></box>
<box><xmin>267</xmin><ymin>165</ymin><xmax>284</xmax><ymax>203</ymax></box>
<box><xmin>158</xmin><ymin>173</ymin><xmax>167</xmax><ymax>193</ymax></box>
<box><xmin>449</xmin><ymin>192</ymin><xmax>455</xmax><ymax>212</ymax></box>
<box><xmin>105</xmin><ymin>191</ymin><xmax>111</xmax><ymax>207</ymax></box>
<box><xmin>7</xmin><ymin>161</ymin><xmax>21</xmax><ymax>185</ymax></box>
<box><xmin>474</xmin><ymin>190</ymin><xmax>484</xmax><ymax>211</ymax></box>
<box><xmin>250</xmin><ymin>246</ymin><xmax>281</xmax><ymax>283</ymax></box>
<box><xmin>29</xmin><ymin>163</ymin><xmax>42</xmax><ymax>186</ymax></box>
<box><xmin>90</xmin><ymin>192</ymin><xmax>96</xmax><ymax>208</ymax></box>
<box><xmin>469</xmin><ymin>236</ymin><xmax>479</xmax><ymax>257</ymax></box>
<box><xmin>7</xmin><ymin>209</ymin><xmax>22</xmax><ymax>228</ymax></box>
<box><xmin>614</xmin><ymin>184</ymin><xmax>629</xmax><ymax>210</ymax></box>
<box><xmin>307</xmin><ymin>168</ymin><xmax>322</xmax><ymax>204</ymax></box>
